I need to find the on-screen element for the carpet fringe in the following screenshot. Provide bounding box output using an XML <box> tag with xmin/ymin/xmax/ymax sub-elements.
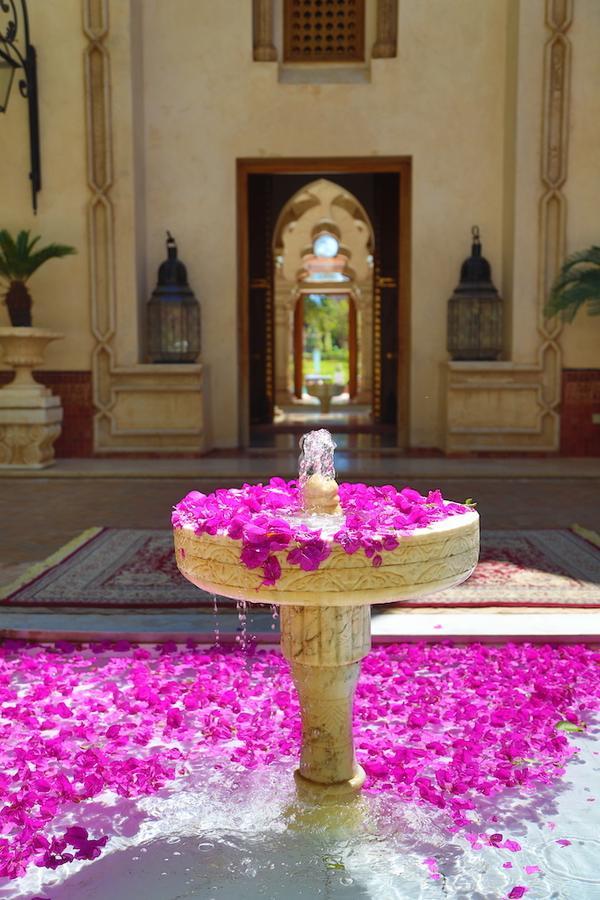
<box><xmin>0</xmin><ymin>527</ymin><xmax>104</xmax><ymax>600</ymax></box>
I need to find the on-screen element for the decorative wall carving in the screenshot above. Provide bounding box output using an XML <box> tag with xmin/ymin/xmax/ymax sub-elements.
<box><xmin>81</xmin><ymin>1</ymin><xmax>210</xmax><ymax>453</ymax></box>
<box><xmin>443</xmin><ymin>1</ymin><xmax>573</xmax><ymax>453</ymax></box>
<box><xmin>443</xmin><ymin>362</ymin><xmax>558</xmax><ymax>452</ymax></box>
<box><xmin>537</xmin><ymin>0</ymin><xmax>573</xmax><ymax>449</ymax></box>
<box><xmin>372</xmin><ymin>0</ymin><xmax>398</xmax><ymax>59</ymax></box>
<box><xmin>83</xmin><ymin>0</ymin><xmax>116</xmax><ymax>451</ymax></box>
<box><xmin>253</xmin><ymin>0</ymin><xmax>277</xmax><ymax>61</ymax></box>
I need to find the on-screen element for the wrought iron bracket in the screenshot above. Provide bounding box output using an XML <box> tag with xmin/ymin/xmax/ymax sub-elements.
<box><xmin>0</xmin><ymin>0</ymin><xmax>41</xmax><ymax>212</ymax></box>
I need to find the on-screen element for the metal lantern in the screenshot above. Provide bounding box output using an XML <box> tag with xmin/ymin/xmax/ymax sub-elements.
<box><xmin>0</xmin><ymin>0</ymin><xmax>41</xmax><ymax>212</ymax></box>
<box><xmin>147</xmin><ymin>232</ymin><xmax>201</xmax><ymax>363</ymax></box>
<box><xmin>447</xmin><ymin>226</ymin><xmax>503</xmax><ymax>361</ymax></box>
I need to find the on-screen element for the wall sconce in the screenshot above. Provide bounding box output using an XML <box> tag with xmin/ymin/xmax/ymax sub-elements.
<box><xmin>0</xmin><ymin>0</ymin><xmax>41</xmax><ymax>212</ymax></box>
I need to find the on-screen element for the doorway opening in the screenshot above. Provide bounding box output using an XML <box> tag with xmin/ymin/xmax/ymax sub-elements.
<box><xmin>279</xmin><ymin>289</ymin><xmax>372</xmax><ymax>430</ymax></box>
<box><xmin>237</xmin><ymin>158</ymin><xmax>411</xmax><ymax>450</ymax></box>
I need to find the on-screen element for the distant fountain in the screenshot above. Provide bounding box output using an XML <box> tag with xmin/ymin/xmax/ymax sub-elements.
<box><xmin>174</xmin><ymin>430</ymin><xmax>479</xmax><ymax>801</ymax></box>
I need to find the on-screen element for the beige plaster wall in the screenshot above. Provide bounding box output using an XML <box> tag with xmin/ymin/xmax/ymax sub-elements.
<box><xmin>561</xmin><ymin>0</ymin><xmax>600</xmax><ymax>368</ymax></box>
<box><xmin>140</xmin><ymin>0</ymin><xmax>509</xmax><ymax>447</ymax></box>
<box><xmin>0</xmin><ymin>0</ymin><xmax>90</xmax><ymax>370</ymax></box>
<box><xmin>2</xmin><ymin>1</ymin><xmax>596</xmax><ymax>451</ymax></box>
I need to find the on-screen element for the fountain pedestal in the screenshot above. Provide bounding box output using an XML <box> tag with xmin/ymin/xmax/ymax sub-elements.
<box><xmin>281</xmin><ymin>604</ymin><xmax>370</xmax><ymax>799</ymax></box>
<box><xmin>173</xmin><ymin>428</ymin><xmax>480</xmax><ymax>805</ymax></box>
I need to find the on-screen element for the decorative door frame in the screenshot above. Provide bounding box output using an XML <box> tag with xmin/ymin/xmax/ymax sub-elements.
<box><xmin>237</xmin><ymin>157</ymin><xmax>412</xmax><ymax>448</ymax></box>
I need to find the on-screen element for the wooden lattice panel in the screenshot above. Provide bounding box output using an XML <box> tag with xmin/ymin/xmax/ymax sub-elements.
<box><xmin>284</xmin><ymin>0</ymin><xmax>365</xmax><ymax>63</ymax></box>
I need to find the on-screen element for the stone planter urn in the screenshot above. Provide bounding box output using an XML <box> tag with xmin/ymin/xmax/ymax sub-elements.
<box><xmin>0</xmin><ymin>327</ymin><xmax>64</xmax><ymax>468</ymax></box>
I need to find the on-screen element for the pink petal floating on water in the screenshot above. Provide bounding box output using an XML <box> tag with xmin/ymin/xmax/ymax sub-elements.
<box><xmin>0</xmin><ymin>640</ymin><xmax>597</xmax><ymax>880</ymax></box>
<box><xmin>507</xmin><ymin>888</ymin><xmax>528</xmax><ymax>899</ymax></box>
<box><xmin>422</xmin><ymin>857</ymin><xmax>441</xmax><ymax>880</ymax></box>
<box><xmin>524</xmin><ymin>865</ymin><xmax>540</xmax><ymax>874</ymax></box>
<box><xmin>502</xmin><ymin>839</ymin><xmax>522</xmax><ymax>853</ymax></box>
<box><xmin>556</xmin><ymin>839</ymin><xmax>572</xmax><ymax>847</ymax></box>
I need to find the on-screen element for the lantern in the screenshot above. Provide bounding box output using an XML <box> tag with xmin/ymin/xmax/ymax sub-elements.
<box><xmin>147</xmin><ymin>232</ymin><xmax>201</xmax><ymax>363</ymax></box>
<box><xmin>447</xmin><ymin>226</ymin><xmax>503</xmax><ymax>361</ymax></box>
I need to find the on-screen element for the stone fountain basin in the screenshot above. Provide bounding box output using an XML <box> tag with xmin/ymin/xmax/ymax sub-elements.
<box><xmin>174</xmin><ymin>507</ymin><xmax>479</xmax><ymax>796</ymax></box>
<box><xmin>173</xmin><ymin>510</ymin><xmax>479</xmax><ymax>607</ymax></box>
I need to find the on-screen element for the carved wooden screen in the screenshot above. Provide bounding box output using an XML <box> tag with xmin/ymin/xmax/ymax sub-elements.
<box><xmin>284</xmin><ymin>0</ymin><xmax>365</xmax><ymax>62</ymax></box>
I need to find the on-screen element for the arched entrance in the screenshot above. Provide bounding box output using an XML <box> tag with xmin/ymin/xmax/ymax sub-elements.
<box><xmin>237</xmin><ymin>158</ymin><xmax>412</xmax><ymax>448</ymax></box>
<box><xmin>292</xmin><ymin>290</ymin><xmax>358</xmax><ymax>400</ymax></box>
<box><xmin>273</xmin><ymin>178</ymin><xmax>374</xmax><ymax>420</ymax></box>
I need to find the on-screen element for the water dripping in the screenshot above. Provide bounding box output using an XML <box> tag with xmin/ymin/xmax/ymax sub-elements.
<box><xmin>212</xmin><ymin>593</ymin><xmax>220</xmax><ymax>647</ymax></box>
<box><xmin>270</xmin><ymin>604</ymin><xmax>279</xmax><ymax>631</ymax></box>
<box><xmin>236</xmin><ymin>599</ymin><xmax>248</xmax><ymax>650</ymax></box>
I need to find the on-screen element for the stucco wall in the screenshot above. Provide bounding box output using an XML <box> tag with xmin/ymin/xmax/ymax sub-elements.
<box><xmin>140</xmin><ymin>0</ymin><xmax>509</xmax><ymax>447</ymax></box>
<box><xmin>0</xmin><ymin>0</ymin><xmax>90</xmax><ymax>370</ymax></box>
<box><xmin>561</xmin><ymin>0</ymin><xmax>600</xmax><ymax>367</ymax></box>
<box><xmin>1</xmin><ymin>0</ymin><xmax>596</xmax><ymax>451</ymax></box>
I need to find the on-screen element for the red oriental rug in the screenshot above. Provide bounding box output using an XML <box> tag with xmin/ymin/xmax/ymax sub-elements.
<box><xmin>1</xmin><ymin>526</ymin><xmax>599</xmax><ymax>610</ymax></box>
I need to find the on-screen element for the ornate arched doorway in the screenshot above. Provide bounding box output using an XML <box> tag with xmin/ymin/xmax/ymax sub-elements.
<box><xmin>238</xmin><ymin>158</ymin><xmax>411</xmax><ymax>448</ymax></box>
<box><xmin>273</xmin><ymin>179</ymin><xmax>374</xmax><ymax>417</ymax></box>
<box><xmin>292</xmin><ymin>290</ymin><xmax>358</xmax><ymax>400</ymax></box>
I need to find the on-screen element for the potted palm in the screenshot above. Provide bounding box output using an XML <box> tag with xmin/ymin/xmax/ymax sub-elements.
<box><xmin>545</xmin><ymin>245</ymin><xmax>600</xmax><ymax>322</ymax></box>
<box><xmin>0</xmin><ymin>229</ymin><xmax>76</xmax><ymax>327</ymax></box>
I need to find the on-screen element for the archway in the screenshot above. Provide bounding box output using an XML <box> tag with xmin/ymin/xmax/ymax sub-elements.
<box><xmin>238</xmin><ymin>157</ymin><xmax>412</xmax><ymax>449</ymax></box>
<box><xmin>292</xmin><ymin>290</ymin><xmax>358</xmax><ymax>400</ymax></box>
<box><xmin>273</xmin><ymin>178</ymin><xmax>374</xmax><ymax>420</ymax></box>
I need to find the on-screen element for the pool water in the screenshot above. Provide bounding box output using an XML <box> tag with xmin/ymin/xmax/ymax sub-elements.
<box><xmin>4</xmin><ymin>727</ymin><xmax>599</xmax><ymax>900</ymax></box>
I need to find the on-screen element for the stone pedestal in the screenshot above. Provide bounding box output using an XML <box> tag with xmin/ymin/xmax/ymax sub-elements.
<box><xmin>281</xmin><ymin>604</ymin><xmax>371</xmax><ymax>800</ymax></box>
<box><xmin>305</xmin><ymin>377</ymin><xmax>345</xmax><ymax>414</ymax></box>
<box><xmin>0</xmin><ymin>328</ymin><xmax>64</xmax><ymax>468</ymax></box>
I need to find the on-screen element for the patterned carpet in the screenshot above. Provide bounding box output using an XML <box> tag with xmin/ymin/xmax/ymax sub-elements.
<box><xmin>1</xmin><ymin>527</ymin><xmax>599</xmax><ymax>609</ymax></box>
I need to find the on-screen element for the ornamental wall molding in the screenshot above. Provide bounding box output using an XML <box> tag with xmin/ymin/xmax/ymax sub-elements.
<box><xmin>537</xmin><ymin>0</ymin><xmax>573</xmax><ymax>449</ymax></box>
<box><xmin>372</xmin><ymin>0</ymin><xmax>398</xmax><ymax>58</ymax></box>
<box><xmin>444</xmin><ymin>0</ymin><xmax>574</xmax><ymax>453</ymax></box>
<box><xmin>253</xmin><ymin>0</ymin><xmax>277</xmax><ymax>61</ymax></box>
<box><xmin>82</xmin><ymin>1</ymin><xmax>209</xmax><ymax>453</ymax></box>
<box><xmin>82</xmin><ymin>0</ymin><xmax>117</xmax><ymax>451</ymax></box>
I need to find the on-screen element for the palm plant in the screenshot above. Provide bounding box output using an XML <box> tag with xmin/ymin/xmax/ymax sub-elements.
<box><xmin>0</xmin><ymin>229</ymin><xmax>76</xmax><ymax>327</ymax></box>
<box><xmin>545</xmin><ymin>245</ymin><xmax>600</xmax><ymax>323</ymax></box>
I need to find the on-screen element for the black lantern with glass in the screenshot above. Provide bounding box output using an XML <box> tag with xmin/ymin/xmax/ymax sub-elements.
<box><xmin>147</xmin><ymin>232</ymin><xmax>201</xmax><ymax>363</ymax></box>
<box><xmin>447</xmin><ymin>226</ymin><xmax>503</xmax><ymax>361</ymax></box>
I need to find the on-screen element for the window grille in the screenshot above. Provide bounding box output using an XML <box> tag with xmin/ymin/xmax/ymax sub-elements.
<box><xmin>283</xmin><ymin>0</ymin><xmax>365</xmax><ymax>63</ymax></box>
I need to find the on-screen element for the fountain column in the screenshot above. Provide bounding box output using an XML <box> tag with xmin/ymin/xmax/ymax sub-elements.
<box><xmin>281</xmin><ymin>603</ymin><xmax>371</xmax><ymax>800</ymax></box>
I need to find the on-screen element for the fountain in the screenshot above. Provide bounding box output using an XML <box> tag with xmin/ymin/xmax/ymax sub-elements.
<box><xmin>173</xmin><ymin>429</ymin><xmax>479</xmax><ymax>801</ymax></box>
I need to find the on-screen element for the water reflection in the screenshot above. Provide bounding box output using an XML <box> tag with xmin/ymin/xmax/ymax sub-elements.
<box><xmin>3</xmin><ymin>725</ymin><xmax>599</xmax><ymax>900</ymax></box>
